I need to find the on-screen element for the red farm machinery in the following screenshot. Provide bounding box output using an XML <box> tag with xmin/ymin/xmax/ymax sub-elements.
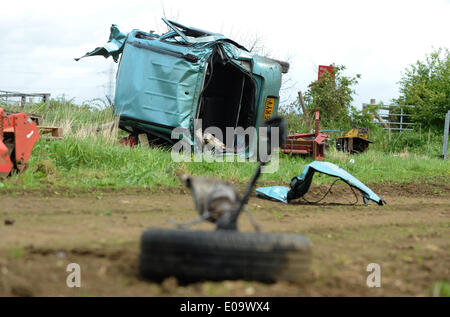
<box><xmin>281</xmin><ymin>110</ymin><xmax>329</xmax><ymax>160</ymax></box>
<box><xmin>0</xmin><ymin>108</ymin><xmax>40</xmax><ymax>178</ymax></box>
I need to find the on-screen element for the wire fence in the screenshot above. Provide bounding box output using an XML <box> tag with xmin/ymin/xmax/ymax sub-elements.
<box><xmin>363</xmin><ymin>102</ymin><xmax>416</xmax><ymax>132</ymax></box>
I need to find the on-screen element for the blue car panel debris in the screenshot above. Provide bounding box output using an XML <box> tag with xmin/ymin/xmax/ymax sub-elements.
<box><xmin>256</xmin><ymin>161</ymin><xmax>385</xmax><ymax>205</ymax></box>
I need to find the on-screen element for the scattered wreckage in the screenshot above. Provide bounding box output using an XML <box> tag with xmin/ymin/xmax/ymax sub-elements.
<box><xmin>281</xmin><ymin>109</ymin><xmax>329</xmax><ymax>160</ymax></box>
<box><xmin>336</xmin><ymin>127</ymin><xmax>373</xmax><ymax>154</ymax></box>
<box><xmin>139</xmin><ymin>117</ymin><xmax>312</xmax><ymax>284</ymax></box>
<box><xmin>76</xmin><ymin>18</ymin><xmax>289</xmax><ymax>156</ymax></box>
<box><xmin>256</xmin><ymin>161</ymin><xmax>385</xmax><ymax>205</ymax></box>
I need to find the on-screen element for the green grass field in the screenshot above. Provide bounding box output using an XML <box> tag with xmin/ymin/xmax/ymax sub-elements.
<box><xmin>1</xmin><ymin>135</ymin><xmax>448</xmax><ymax>191</ymax></box>
<box><xmin>1</xmin><ymin>100</ymin><xmax>448</xmax><ymax>191</ymax></box>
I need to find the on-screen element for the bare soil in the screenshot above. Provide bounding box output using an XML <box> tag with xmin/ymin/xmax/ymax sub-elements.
<box><xmin>0</xmin><ymin>183</ymin><xmax>449</xmax><ymax>297</ymax></box>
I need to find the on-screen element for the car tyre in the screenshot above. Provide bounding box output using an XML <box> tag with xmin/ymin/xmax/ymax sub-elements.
<box><xmin>139</xmin><ymin>228</ymin><xmax>311</xmax><ymax>284</ymax></box>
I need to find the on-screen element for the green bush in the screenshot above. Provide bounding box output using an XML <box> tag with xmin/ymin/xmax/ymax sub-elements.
<box><xmin>303</xmin><ymin>64</ymin><xmax>361</xmax><ymax>128</ymax></box>
<box><xmin>396</xmin><ymin>48</ymin><xmax>450</xmax><ymax>129</ymax></box>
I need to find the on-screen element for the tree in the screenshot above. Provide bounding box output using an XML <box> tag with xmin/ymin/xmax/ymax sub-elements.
<box><xmin>303</xmin><ymin>64</ymin><xmax>360</xmax><ymax>127</ymax></box>
<box><xmin>396</xmin><ymin>48</ymin><xmax>450</xmax><ymax>129</ymax></box>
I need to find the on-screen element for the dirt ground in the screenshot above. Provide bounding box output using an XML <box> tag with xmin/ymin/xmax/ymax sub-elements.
<box><xmin>0</xmin><ymin>182</ymin><xmax>449</xmax><ymax>297</ymax></box>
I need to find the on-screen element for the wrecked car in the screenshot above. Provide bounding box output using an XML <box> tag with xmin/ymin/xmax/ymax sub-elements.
<box><xmin>76</xmin><ymin>18</ymin><xmax>289</xmax><ymax>156</ymax></box>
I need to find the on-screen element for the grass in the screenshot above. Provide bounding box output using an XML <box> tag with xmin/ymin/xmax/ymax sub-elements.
<box><xmin>433</xmin><ymin>281</ymin><xmax>450</xmax><ymax>297</ymax></box>
<box><xmin>9</xmin><ymin>247</ymin><xmax>24</xmax><ymax>259</ymax></box>
<box><xmin>0</xmin><ymin>100</ymin><xmax>449</xmax><ymax>191</ymax></box>
<box><xmin>2</xmin><ymin>99</ymin><xmax>117</xmax><ymax>139</ymax></box>
<box><xmin>0</xmin><ymin>135</ymin><xmax>448</xmax><ymax>191</ymax></box>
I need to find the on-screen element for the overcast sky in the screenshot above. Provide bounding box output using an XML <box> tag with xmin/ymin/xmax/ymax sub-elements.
<box><xmin>1</xmin><ymin>0</ymin><xmax>449</xmax><ymax>108</ymax></box>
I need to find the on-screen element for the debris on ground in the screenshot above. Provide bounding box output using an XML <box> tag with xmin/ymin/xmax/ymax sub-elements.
<box><xmin>34</xmin><ymin>160</ymin><xmax>57</xmax><ymax>175</ymax></box>
<box><xmin>194</xmin><ymin>130</ymin><xmax>227</xmax><ymax>152</ymax></box>
<box><xmin>256</xmin><ymin>161</ymin><xmax>385</xmax><ymax>205</ymax></box>
<box><xmin>4</xmin><ymin>219</ymin><xmax>15</xmax><ymax>225</ymax></box>
<box><xmin>37</xmin><ymin>126</ymin><xmax>63</xmax><ymax>140</ymax></box>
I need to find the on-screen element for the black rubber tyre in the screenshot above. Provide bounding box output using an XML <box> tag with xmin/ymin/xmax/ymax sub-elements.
<box><xmin>139</xmin><ymin>228</ymin><xmax>311</xmax><ymax>284</ymax></box>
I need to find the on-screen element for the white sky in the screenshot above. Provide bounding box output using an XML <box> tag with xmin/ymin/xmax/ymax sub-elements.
<box><xmin>0</xmin><ymin>0</ymin><xmax>449</xmax><ymax>108</ymax></box>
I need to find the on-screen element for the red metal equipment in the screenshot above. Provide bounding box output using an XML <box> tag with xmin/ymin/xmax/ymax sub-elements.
<box><xmin>0</xmin><ymin>108</ymin><xmax>40</xmax><ymax>178</ymax></box>
<box><xmin>119</xmin><ymin>135</ymin><xmax>138</xmax><ymax>147</ymax></box>
<box><xmin>281</xmin><ymin>109</ymin><xmax>328</xmax><ymax>160</ymax></box>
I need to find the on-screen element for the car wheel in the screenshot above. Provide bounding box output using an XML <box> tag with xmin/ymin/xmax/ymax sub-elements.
<box><xmin>139</xmin><ymin>228</ymin><xmax>311</xmax><ymax>284</ymax></box>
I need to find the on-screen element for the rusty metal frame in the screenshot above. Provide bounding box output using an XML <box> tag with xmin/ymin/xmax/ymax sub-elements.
<box><xmin>281</xmin><ymin>110</ymin><xmax>328</xmax><ymax>160</ymax></box>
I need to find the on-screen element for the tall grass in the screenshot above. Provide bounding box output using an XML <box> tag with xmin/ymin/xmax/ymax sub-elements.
<box><xmin>1</xmin><ymin>99</ymin><xmax>117</xmax><ymax>139</ymax></box>
<box><xmin>0</xmin><ymin>100</ymin><xmax>448</xmax><ymax>190</ymax></box>
<box><xmin>368</xmin><ymin>126</ymin><xmax>444</xmax><ymax>156</ymax></box>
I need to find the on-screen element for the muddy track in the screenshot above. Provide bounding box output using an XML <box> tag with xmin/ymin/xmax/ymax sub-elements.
<box><xmin>0</xmin><ymin>181</ymin><xmax>448</xmax><ymax>198</ymax></box>
<box><xmin>0</xmin><ymin>183</ymin><xmax>449</xmax><ymax>296</ymax></box>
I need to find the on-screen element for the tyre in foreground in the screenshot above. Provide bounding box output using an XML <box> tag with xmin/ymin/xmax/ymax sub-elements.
<box><xmin>139</xmin><ymin>228</ymin><xmax>311</xmax><ymax>284</ymax></box>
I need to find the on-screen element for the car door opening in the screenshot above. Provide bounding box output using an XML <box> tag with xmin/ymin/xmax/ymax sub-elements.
<box><xmin>197</xmin><ymin>51</ymin><xmax>256</xmax><ymax>150</ymax></box>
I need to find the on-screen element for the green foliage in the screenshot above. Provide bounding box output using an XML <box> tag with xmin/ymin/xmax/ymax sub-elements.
<box><xmin>349</xmin><ymin>104</ymin><xmax>380</xmax><ymax>129</ymax></box>
<box><xmin>278</xmin><ymin>100</ymin><xmax>309</xmax><ymax>133</ymax></box>
<box><xmin>303</xmin><ymin>65</ymin><xmax>361</xmax><ymax>128</ymax></box>
<box><xmin>396</xmin><ymin>48</ymin><xmax>450</xmax><ymax>129</ymax></box>
<box><xmin>278</xmin><ymin>64</ymin><xmax>361</xmax><ymax>133</ymax></box>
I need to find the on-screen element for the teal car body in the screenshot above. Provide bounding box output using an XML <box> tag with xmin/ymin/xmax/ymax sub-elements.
<box><xmin>77</xmin><ymin>19</ymin><xmax>288</xmax><ymax>154</ymax></box>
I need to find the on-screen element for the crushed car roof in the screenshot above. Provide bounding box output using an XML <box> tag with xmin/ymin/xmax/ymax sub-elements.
<box><xmin>76</xmin><ymin>18</ymin><xmax>289</xmax><ymax>73</ymax></box>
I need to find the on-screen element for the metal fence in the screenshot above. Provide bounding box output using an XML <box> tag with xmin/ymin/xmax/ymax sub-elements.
<box><xmin>363</xmin><ymin>102</ymin><xmax>416</xmax><ymax>132</ymax></box>
<box><xmin>0</xmin><ymin>90</ymin><xmax>50</xmax><ymax>107</ymax></box>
